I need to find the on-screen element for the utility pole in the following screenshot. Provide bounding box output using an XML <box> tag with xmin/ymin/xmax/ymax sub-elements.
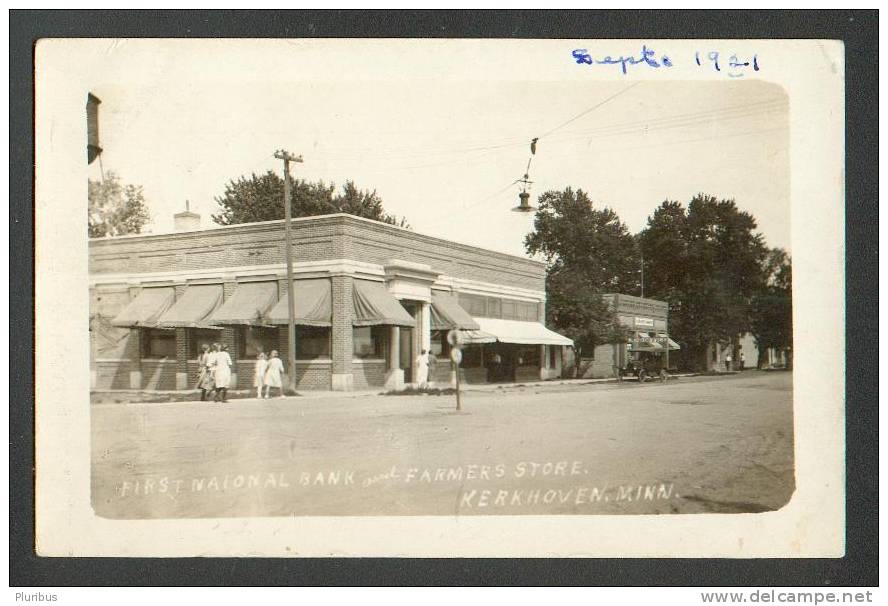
<box><xmin>640</xmin><ymin>249</ymin><xmax>645</xmax><ymax>298</ymax></box>
<box><xmin>274</xmin><ymin>149</ymin><xmax>303</xmax><ymax>395</ymax></box>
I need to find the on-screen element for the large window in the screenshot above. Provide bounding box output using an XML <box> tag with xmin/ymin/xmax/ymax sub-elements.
<box><xmin>239</xmin><ymin>326</ymin><xmax>279</xmax><ymax>359</ymax></box>
<box><xmin>461</xmin><ymin>344</ymin><xmax>484</xmax><ymax>368</ymax></box>
<box><xmin>515</xmin><ymin>346</ymin><xmax>540</xmax><ymax>367</ymax></box>
<box><xmin>141</xmin><ymin>329</ymin><xmax>176</xmax><ymax>359</ymax></box>
<box><xmin>459</xmin><ymin>293</ymin><xmax>539</xmax><ymax>321</ymax></box>
<box><xmin>295</xmin><ymin>326</ymin><xmax>331</xmax><ymax>359</ymax></box>
<box><xmin>353</xmin><ymin>326</ymin><xmax>386</xmax><ymax>359</ymax></box>
<box><xmin>188</xmin><ymin>329</ymin><xmax>223</xmax><ymax>359</ymax></box>
<box><xmin>430</xmin><ymin>330</ymin><xmax>450</xmax><ymax>358</ymax></box>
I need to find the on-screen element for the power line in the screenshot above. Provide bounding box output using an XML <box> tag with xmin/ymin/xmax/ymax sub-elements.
<box><xmin>536</xmin><ymin>82</ymin><xmax>644</xmax><ymax>140</ymax></box>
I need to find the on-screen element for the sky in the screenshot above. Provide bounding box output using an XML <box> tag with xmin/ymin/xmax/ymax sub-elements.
<box><xmin>87</xmin><ymin>50</ymin><xmax>789</xmax><ymax>258</ymax></box>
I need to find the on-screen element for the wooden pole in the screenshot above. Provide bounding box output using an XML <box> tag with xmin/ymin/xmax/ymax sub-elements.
<box><xmin>274</xmin><ymin>150</ymin><xmax>303</xmax><ymax>394</ymax></box>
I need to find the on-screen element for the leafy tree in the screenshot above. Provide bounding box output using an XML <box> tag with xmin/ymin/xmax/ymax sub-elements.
<box><xmin>88</xmin><ymin>171</ymin><xmax>151</xmax><ymax>238</ymax></box>
<box><xmin>638</xmin><ymin>194</ymin><xmax>769</xmax><ymax>370</ymax></box>
<box><xmin>211</xmin><ymin>171</ymin><xmax>408</xmax><ymax>227</ymax></box>
<box><xmin>525</xmin><ymin>188</ymin><xmax>639</xmax><ymax>363</ymax></box>
<box><xmin>750</xmin><ymin>248</ymin><xmax>793</xmax><ymax>368</ymax></box>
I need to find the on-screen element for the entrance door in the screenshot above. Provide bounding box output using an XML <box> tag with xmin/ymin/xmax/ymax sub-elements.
<box><xmin>400</xmin><ymin>326</ymin><xmax>413</xmax><ymax>383</ymax></box>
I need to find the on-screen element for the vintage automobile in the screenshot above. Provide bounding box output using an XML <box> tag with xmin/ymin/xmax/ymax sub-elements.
<box><xmin>617</xmin><ymin>350</ymin><xmax>670</xmax><ymax>383</ymax></box>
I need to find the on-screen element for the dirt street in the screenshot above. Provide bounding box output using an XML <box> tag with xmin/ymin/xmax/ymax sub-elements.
<box><xmin>91</xmin><ymin>371</ymin><xmax>794</xmax><ymax>518</ymax></box>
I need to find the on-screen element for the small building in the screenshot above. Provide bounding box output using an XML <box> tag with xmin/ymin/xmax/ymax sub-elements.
<box><xmin>89</xmin><ymin>213</ymin><xmax>572</xmax><ymax>392</ymax></box>
<box><xmin>568</xmin><ymin>293</ymin><xmax>678</xmax><ymax>379</ymax></box>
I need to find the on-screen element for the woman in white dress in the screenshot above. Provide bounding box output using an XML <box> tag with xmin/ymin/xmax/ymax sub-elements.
<box><xmin>212</xmin><ymin>343</ymin><xmax>233</xmax><ymax>402</ymax></box>
<box><xmin>415</xmin><ymin>349</ymin><xmax>429</xmax><ymax>389</ymax></box>
<box><xmin>263</xmin><ymin>350</ymin><xmax>285</xmax><ymax>398</ymax></box>
<box><xmin>196</xmin><ymin>343</ymin><xmax>213</xmax><ymax>401</ymax></box>
<box><xmin>253</xmin><ymin>351</ymin><xmax>268</xmax><ymax>399</ymax></box>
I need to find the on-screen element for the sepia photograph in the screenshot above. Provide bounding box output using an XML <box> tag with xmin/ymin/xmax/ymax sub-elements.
<box><xmin>32</xmin><ymin>36</ymin><xmax>847</xmax><ymax>559</ymax></box>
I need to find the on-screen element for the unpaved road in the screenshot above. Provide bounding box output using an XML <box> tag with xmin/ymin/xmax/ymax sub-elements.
<box><xmin>92</xmin><ymin>371</ymin><xmax>794</xmax><ymax>518</ymax></box>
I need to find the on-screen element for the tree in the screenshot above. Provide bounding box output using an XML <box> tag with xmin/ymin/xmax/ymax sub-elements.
<box><xmin>211</xmin><ymin>171</ymin><xmax>408</xmax><ymax>227</ymax></box>
<box><xmin>525</xmin><ymin>187</ymin><xmax>639</xmax><ymax>363</ymax></box>
<box><xmin>88</xmin><ymin>171</ymin><xmax>151</xmax><ymax>238</ymax></box>
<box><xmin>750</xmin><ymin>248</ymin><xmax>793</xmax><ymax>368</ymax></box>
<box><xmin>638</xmin><ymin>194</ymin><xmax>769</xmax><ymax>370</ymax></box>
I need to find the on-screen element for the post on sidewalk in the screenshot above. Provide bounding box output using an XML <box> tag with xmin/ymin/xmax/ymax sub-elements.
<box><xmin>273</xmin><ymin>149</ymin><xmax>303</xmax><ymax>394</ymax></box>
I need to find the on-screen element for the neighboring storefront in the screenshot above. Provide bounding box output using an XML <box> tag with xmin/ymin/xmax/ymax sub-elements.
<box><xmin>567</xmin><ymin>293</ymin><xmax>679</xmax><ymax>379</ymax></box>
<box><xmin>89</xmin><ymin>213</ymin><xmax>572</xmax><ymax>392</ymax></box>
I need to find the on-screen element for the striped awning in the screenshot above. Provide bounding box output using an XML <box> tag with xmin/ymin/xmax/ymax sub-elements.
<box><xmin>208</xmin><ymin>281</ymin><xmax>278</xmax><ymax>325</ymax></box>
<box><xmin>430</xmin><ymin>293</ymin><xmax>480</xmax><ymax>331</ymax></box>
<box><xmin>265</xmin><ymin>279</ymin><xmax>332</xmax><ymax>327</ymax></box>
<box><xmin>352</xmin><ymin>280</ymin><xmax>414</xmax><ymax>327</ymax></box>
<box><xmin>157</xmin><ymin>284</ymin><xmax>223</xmax><ymax>329</ymax></box>
<box><xmin>110</xmin><ymin>287</ymin><xmax>175</xmax><ymax>328</ymax></box>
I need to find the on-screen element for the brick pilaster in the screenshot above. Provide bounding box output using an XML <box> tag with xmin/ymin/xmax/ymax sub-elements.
<box><xmin>330</xmin><ymin>274</ymin><xmax>354</xmax><ymax>390</ymax></box>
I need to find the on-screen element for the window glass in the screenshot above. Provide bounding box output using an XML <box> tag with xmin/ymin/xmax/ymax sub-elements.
<box><xmin>487</xmin><ymin>298</ymin><xmax>501</xmax><ymax>318</ymax></box>
<box><xmin>295</xmin><ymin>326</ymin><xmax>331</xmax><ymax>359</ymax></box>
<box><xmin>461</xmin><ymin>344</ymin><xmax>483</xmax><ymax>368</ymax></box>
<box><xmin>516</xmin><ymin>346</ymin><xmax>540</xmax><ymax>367</ymax></box>
<box><xmin>353</xmin><ymin>326</ymin><xmax>386</xmax><ymax>359</ymax></box>
<box><xmin>240</xmin><ymin>326</ymin><xmax>278</xmax><ymax>359</ymax></box>
<box><xmin>189</xmin><ymin>329</ymin><xmax>222</xmax><ymax>359</ymax></box>
<box><xmin>142</xmin><ymin>329</ymin><xmax>176</xmax><ymax>359</ymax></box>
<box><xmin>501</xmin><ymin>299</ymin><xmax>517</xmax><ymax>320</ymax></box>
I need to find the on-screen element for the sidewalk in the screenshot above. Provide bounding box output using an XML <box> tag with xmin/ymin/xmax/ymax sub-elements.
<box><xmin>90</xmin><ymin>372</ymin><xmax>706</xmax><ymax>404</ymax></box>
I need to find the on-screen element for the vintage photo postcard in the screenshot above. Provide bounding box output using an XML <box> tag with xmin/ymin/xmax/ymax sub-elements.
<box><xmin>34</xmin><ymin>38</ymin><xmax>844</xmax><ymax>557</ymax></box>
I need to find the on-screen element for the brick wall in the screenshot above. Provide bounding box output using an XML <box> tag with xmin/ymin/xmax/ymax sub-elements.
<box><xmin>141</xmin><ymin>360</ymin><xmax>177</xmax><ymax>390</ymax></box>
<box><xmin>89</xmin><ymin>215</ymin><xmax>545</xmax><ymax>292</ymax></box>
<box><xmin>352</xmin><ymin>360</ymin><xmax>386</xmax><ymax>390</ymax></box>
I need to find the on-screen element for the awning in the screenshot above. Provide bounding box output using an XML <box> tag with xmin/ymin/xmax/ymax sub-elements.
<box><xmin>461</xmin><ymin>329</ymin><xmax>498</xmax><ymax>345</ymax></box>
<box><xmin>111</xmin><ymin>287</ymin><xmax>175</xmax><ymax>328</ymax></box>
<box><xmin>265</xmin><ymin>279</ymin><xmax>333</xmax><ymax>327</ymax></box>
<box><xmin>657</xmin><ymin>333</ymin><xmax>681</xmax><ymax>350</ymax></box>
<box><xmin>430</xmin><ymin>294</ymin><xmax>480</xmax><ymax>331</ymax></box>
<box><xmin>468</xmin><ymin>317</ymin><xmax>573</xmax><ymax>346</ymax></box>
<box><xmin>352</xmin><ymin>280</ymin><xmax>415</xmax><ymax>327</ymax></box>
<box><xmin>157</xmin><ymin>284</ymin><xmax>224</xmax><ymax>329</ymax></box>
<box><xmin>208</xmin><ymin>281</ymin><xmax>278</xmax><ymax>325</ymax></box>
<box><xmin>628</xmin><ymin>337</ymin><xmax>664</xmax><ymax>352</ymax></box>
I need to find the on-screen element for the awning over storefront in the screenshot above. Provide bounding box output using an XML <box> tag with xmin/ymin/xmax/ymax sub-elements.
<box><xmin>466</xmin><ymin>317</ymin><xmax>574</xmax><ymax>346</ymax></box>
<box><xmin>352</xmin><ymin>280</ymin><xmax>415</xmax><ymax>327</ymax></box>
<box><xmin>157</xmin><ymin>284</ymin><xmax>224</xmax><ymax>329</ymax></box>
<box><xmin>111</xmin><ymin>287</ymin><xmax>175</xmax><ymax>328</ymax></box>
<box><xmin>430</xmin><ymin>294</ymin><xmax>480</xmax><ymax>331</ymax></box>
<box><xmin>265</xmin><ymin>279</ymin><xmax>333</xmax><ymax>327</ymax></box>
<box><xmin>657</xmin><ymin>333</ymin><xmax>681</xmax><ymax>350</ymax></box>
<box><xmin>208</xmin><ymin>281</ymin><xmax>278</xmax><ymax>325</ymax></box>
<box><xmin>629</xmin><ymin>333</ymin><xmax>680</xmax><ymax>351</ymax></box>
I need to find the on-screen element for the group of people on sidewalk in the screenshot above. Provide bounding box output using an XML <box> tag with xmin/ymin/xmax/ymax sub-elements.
<box><xmin>195</xmin><ymin>343</ymin><xmax>285</xmax><ymax>402</ymax></box>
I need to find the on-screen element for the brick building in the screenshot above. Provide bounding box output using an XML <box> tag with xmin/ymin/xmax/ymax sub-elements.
<box><xmin>89</xmin><ymin>213</ymin><xmax>572</xmax><ymax>392</ymax></box>
<box><xmin>567</xmin><ymin>293</ymin><xmax>679</xmax><ymax>379</ymax></box>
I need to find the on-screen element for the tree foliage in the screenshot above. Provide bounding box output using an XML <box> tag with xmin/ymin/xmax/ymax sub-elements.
<box><xmin>638</xmin><ymin>194</ymin><xmax>770</xmax><ymax>369</ymax></box>
<box><xmin>88</xmin><ymin>171</ymin><xmax>151</xmax><ymax>238</ymax></box>
<box><xmin>749</xmin><ymin>248</ymin><xmax>793</xmax><ymax>367</ymax></box>
<box><xmin>211</xmin><ymin>171</ymin><xmax>408</xmax><ymax>227</ymax></box>
<box><xmin>524</xmin><ymin>188</ymin><xmax>639</xmax><ymax>357</ymax></box>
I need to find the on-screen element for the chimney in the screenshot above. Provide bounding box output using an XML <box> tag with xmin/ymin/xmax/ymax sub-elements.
<box><xmin>174</xmin><ymin>200</ymin><xmax>201</xmax><ymax>232</ymax></box>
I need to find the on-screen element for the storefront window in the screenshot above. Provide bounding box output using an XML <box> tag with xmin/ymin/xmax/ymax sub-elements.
<box><xmin>353</xmin><ymin>326</ymin><xmax>386</xmax><ymax>359</ymax></box>
<box><xmin>549</xmin><ymin>345</ymin><xmax>558</xmax><ymax>368</ymax></box>
<box><xmin>188</xmin><ymin>329</ymin><xmax>222</xmax><ymax>359</ymax></box>
<box><xmin>141</xmin><ymin>328</ymin><xmax>176</xmax><ymax>359</ymax></box>
<box><xmin>515</xmin><ymin>346</ymin><xmax>540</xmax><ymax>367</ymax></box>
<box><xmin>239</xmin><ymin>326</ymin><xmax>278</xmax><ymax>359</ymax></box>
<box><xmin>295</xmin><ymin>326</ymin><xmax>331</xmax><ymax>359</ymax></box>
<box><xmin>461</xmin><ymin>344</ymin><xmax>484</xmax><ymax>368</ymax></box>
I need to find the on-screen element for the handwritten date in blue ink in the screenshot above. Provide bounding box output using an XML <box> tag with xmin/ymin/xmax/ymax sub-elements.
<box><xmin>571</xmin><ymin>45</ymin><xmax>673</xmax><ymax>75</ymax></box>
<box><xmin>695</xmin><ymin>51</ymin><xmax>759</xmax><ymax>78</ymax></box>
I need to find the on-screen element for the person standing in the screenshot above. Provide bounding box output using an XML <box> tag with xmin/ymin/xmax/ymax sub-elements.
<box><xmin>253</xmin><ymin>351</ymin><xmax>268</xmax><ymax>399</ymax></box>
<box><xmin>212</xmin><ymin>343</ymin><xmax>233</xmax><ymax>402</ymax></box>
<box><xmin>740</xmin><ymin>351</ymin><xmax>746</xmax><ymax>371</ymax></box>
<box><xmin>196</xmin><ymin>343</ymin><xmax>213</xmax><ymax>401</ymax></box>
<box><xmin>725</xmin><ymin>352</ymin><xmax>733</xmax><ymax>372</ymax></box>
<box><xmin>264</xmin><ymin>350</ymin><xmax>285</xmax><ymax>398</ymax></box>
<box><xmin>427</xmin><ymin>350</ymin><xmax>438</xmax><ymax>387</ymax></box>
<box><xmin>415</xmin><ymin>349</ymin><xmax>429</xmax><ymax>389</ymax></box>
